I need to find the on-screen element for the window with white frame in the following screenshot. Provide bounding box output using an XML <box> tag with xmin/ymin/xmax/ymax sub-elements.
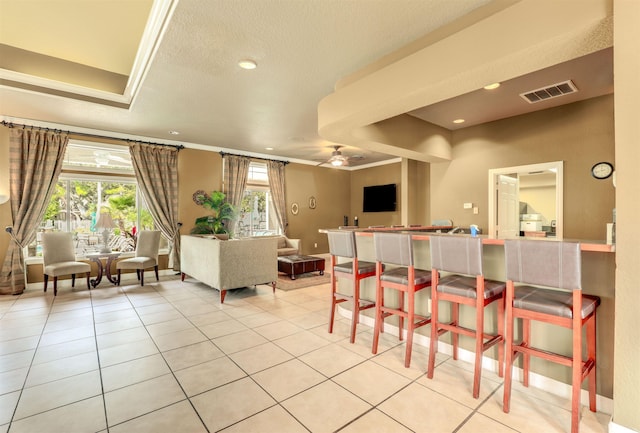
<box><xmin>27</xmin><ymin>141</ymin><xmax>159</xmax><ymax>257</ymax></box>
<box><xmin>235</xmin><ymin>162</ymin><xmax>281</xmax><ymax>237</ymax></box>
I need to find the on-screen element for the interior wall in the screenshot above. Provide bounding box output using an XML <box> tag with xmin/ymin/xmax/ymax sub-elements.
<box><xmin>613</xmin><ymin>0</ymin><xmax>640</xmax><ymax>429</ymax></box>
<box><xmin>349</xmin><ymin>162</ymin><xmax>402</xmax><ymax>228</ymax></box>
<box><xmin>431</xmin><ymin>94</ymin><xmax>615</xmax><ymax>239</ymax></box>
<box><xmin>285</xmin><ymin>163</ymin><xmax>351</xmax><ymax>255</ymax></box>
<box><xmin>177</xmin><ymin>149</ymin><xmax>223</xmax><ymax>237</ymax></box>
<box><xmin>519</xmin><ymin>185</ymin><xmax>556</xmax><ymax>225</ymax></box>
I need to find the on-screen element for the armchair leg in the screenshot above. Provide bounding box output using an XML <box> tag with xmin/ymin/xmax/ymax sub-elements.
<box><xmin>44</xmin><ymin>275</ymin><xmax>49</xmax><ymax>293</ymax></box>
<box><xmin>117</xmin><ymin>270</ymin><xmax>121</xmax><ymax>286</ymax></box>
<box><xmin>140</xmin><ymin>271</ymin><xmax>145</xmax><ymax>286</ymax></box>
<box><xmin>71</xmin><ymin>274</ymin><xmax>76</xmax><ymax>287</ymax></box>
<box><xmin>86</xmin><ymin>272</ymin><xmax>91</xmax><ymax>290</ymax></box>
<box><xmin>154</xmin><ymin>265</ymin><xmax>159</xmax><ymax>281</ymax></box>
<box><xmin>53</xmin><ymin>277</ymin><xmax>58</xmax><ymax>296</ymax></box>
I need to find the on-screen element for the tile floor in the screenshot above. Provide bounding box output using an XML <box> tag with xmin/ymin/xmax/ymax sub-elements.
<box><xmin>0</xmin><ymin>277</ymin><xmax>610</xmax><ymax>433</ymax></box>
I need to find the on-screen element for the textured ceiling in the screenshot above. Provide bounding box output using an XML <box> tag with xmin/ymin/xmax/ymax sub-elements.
<box><xmin>0</xmin><ymin>0</ymin><xmax>613</xmax><ymax>168</ymax></box>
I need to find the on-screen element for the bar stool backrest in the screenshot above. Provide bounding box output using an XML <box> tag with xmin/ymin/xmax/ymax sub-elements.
<box><xmin>374</xmin><ymin>232</ymin><xmax>414</xmax><ymax>266</ymax></box>
<box><xmin>504</xmin><ymin>239</ymin><xmax>581</xmax><ymax>290</ymax></box>
<box><xmin>327</xmin><ymin>230</ymin><xmax>357</xmax><ymax>259</ymax></box>
<box><xmin>430</xmin><ymin>235</ymin><xmax>483</xmax><ymax>276</ymax></box>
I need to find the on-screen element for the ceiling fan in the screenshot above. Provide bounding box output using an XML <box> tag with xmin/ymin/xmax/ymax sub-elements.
<box><xmin>316</xmin><ymin>145</ymin><xmax>364</xmax><ymax>167</ymax></box>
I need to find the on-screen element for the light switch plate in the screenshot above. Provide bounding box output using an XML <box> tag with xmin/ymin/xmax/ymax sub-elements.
<box><xmin>463</xmin><ymin>202</ymin><xmax>473</xmax><ymax>209</ymax></box>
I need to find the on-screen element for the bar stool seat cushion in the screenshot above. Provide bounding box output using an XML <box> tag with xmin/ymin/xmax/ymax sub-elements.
<box><xmin>333</xmin><ymin>260</ymin><xmax>377</xmax><ymax>275</ymax></box>
<box><xmin>513</xmin><ymin>286</ymin><xmax>601</xmax><ymax>319</ymax></box>
<box><xmin>44</xmin><ymin>261</ymin><xmax>91</xmax><ymax>276</ymax></box>
<box><xmin>380</xmin><ymin>267</ymin><xmax>432</xmax><ymax>286</ymax></box>
<box><xmin>438</xmin><ymin>274</ymin><xmax>505</xmax><ymax>299</ymax></box>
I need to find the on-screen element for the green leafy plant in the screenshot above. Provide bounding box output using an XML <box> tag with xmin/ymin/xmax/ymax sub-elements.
<box><xmin>190</xmin><ymin>190</ymin><xmax>237</xmax><ymax>235</ymax></box>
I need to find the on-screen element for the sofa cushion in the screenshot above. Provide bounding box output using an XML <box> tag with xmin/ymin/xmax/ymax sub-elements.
<box><xmin>277</xmin><ymin>247</ymin><xmax>298</xmax><ymax>256</ymax></box>
<box><xmin>277</xmin><ymin>236</ymin><xmax>287</xmax><ymax>249</ymax></box>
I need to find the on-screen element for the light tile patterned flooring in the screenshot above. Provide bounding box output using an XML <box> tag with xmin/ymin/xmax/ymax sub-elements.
<box><xmin>0</xmin><ymin>277</ymin><xmax>610</xmax><ymax>433</ymax></box>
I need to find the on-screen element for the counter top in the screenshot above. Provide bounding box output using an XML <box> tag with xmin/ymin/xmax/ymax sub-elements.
<box><xmin>319</xmin><ymin>228</ymin><xmax>615</xmax><ymax>253</ymax></box>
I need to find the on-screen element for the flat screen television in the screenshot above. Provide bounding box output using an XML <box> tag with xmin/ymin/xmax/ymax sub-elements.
<box><xmin>363</xmin><ymin>183</ymin><xmax>396</xmax><ymax>212</ymax></box>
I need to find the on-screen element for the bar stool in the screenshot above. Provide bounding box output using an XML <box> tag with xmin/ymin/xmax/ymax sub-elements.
<box><xmin>371</xmin><ymin>232</ymin><xmax>432</xmax><ymax>367</ymax></box>
<box><xmin>503</xmin><ymin>240</ymin><xmax>600</xmax><ymax>433</ymax></box>
<box><xmin>427</xmin><ymin>235</ymin><xmax>505</xmax><ymax>399</ymax></box>
<box><xmin>327</xmin><ymin>230</ymin><xmax>377</xmax><ymax>343</ymax></box>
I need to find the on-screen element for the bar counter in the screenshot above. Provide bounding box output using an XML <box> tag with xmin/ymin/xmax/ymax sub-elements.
<box><xmin>320</xmin><ymin>227</ymin><xmax>616</xmax><ymax>401</ymax></box>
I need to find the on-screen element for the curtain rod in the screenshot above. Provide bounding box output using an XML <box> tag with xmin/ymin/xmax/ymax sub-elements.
<box><xmin>1</xmin><ymin>120</ymin><xmax>185</xmax><ymax>150</ymax></box>
<box><xmin>219</xmin><ymin>151</ymin><xmax>289</xmax><ymax>165</ymax></box>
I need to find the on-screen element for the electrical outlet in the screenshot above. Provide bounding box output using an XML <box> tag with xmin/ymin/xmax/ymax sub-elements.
<box><xmin>314</xmin><ymin>242</ymin><xmax>318</xmax><ymax>248</ymax></box>
<box><xmin>427</xmin><ymin>299</ymin><xmax>432</xmax><ymax>314</ymax></box>
<box><xmin>473</xmin><ymin>206</ymin><xmax>479</xmax><ymax>214</ymax></box>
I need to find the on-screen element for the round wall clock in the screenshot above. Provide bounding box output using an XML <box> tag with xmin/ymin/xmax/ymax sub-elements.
<box><xmin>591</xmin><ymin>162</ymin><xmax>614</xmax><ymax>180</ymax></box>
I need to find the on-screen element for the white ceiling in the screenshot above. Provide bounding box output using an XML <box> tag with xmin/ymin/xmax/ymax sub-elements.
<box><xmin>0</xmin><ymin>0</ymin><xmax>613</xmax><ymax>168</ymax></box>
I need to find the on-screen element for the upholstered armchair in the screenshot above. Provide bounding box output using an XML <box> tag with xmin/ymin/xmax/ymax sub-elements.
<box><xmin>42</xmin><ymin>232</ymin><xmax>91</xmax><ymax>296</ymax></box>
<box><xmin>116</xmin><ymin>230</ymin><xmax>161</xmax><ymax>286</ymax></box>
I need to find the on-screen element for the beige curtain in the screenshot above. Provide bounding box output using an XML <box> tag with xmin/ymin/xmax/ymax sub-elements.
<box><xmin>267</xmin><ymin>160</ymin><xmax>288</xmax><ymax>234</ymax></box>
<box><xmin>222</xmin><ymin>155</ymin><xmax>250</xmax><ymax>235</ymax></box>
<box><xmin>0</xmin><ymin>129</ymin><xmax>68</xmax><ymax>295</ymax></box>
<box><xmin>129</xmin><ymin>143</ymin><xmax>181</xmax><ymax>271</ymax></box>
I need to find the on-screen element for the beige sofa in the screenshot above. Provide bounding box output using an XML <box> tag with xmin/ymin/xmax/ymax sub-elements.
<box><xmin>180</xmin><ymin>235</ymin><xmax>278</xmax><ymax>303</ymax></box>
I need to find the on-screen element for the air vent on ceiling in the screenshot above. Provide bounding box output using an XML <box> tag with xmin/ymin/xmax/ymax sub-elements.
<box><xmin>520</xmin><ymin>80</ymin><xmax>578</xmax><ymax>104</ymax></box>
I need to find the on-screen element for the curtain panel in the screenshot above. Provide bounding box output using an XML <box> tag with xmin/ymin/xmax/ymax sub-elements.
<box><xmin>267</xmin><ymin>160</ymin><xmax>288</xmax><ymax>235</ymax></box>
<box><xmin>222</xmin><ymin>155</ymin><xmax>250</xmax><ymax>235</ymax></box>
<box><xmin>129</xmin><ymin>143</ymin><xmax>181</xmax><ymax>271</ymax></box>
<box><xmin>0</xmin><ymin>129</ymin><xmax>69</xmax><ymax>295</ymax></box>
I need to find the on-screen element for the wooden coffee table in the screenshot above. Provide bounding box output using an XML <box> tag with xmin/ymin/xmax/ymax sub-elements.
<box><xmin>277</xmin><ymin>255</ymin><xmax>325</xmax><ymax>280</ymax></box>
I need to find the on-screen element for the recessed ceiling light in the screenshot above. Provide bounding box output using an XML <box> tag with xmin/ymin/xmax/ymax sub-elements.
<box><xmin>484</xmin><ymin>82</ymin><xmax>501</xmax><ymax>90</ymax></box>
<box><xmin>238</xmin><ymin>59</ymin><xmax>257</xmax><ymax>70</ymax></box>
<box><xmin>169</xmin><ymin>130</ymin><xmax>180</xmax><ymax>135</ymax></box>
<box><xmin>265</xmin><ymin>147</ymin><xmax>274</xmax><ymax>151</ymax></box>
<box><xmin>453</xmin><ymin>119</ymin><xmax>465</xmax><ymax>124</ymax></box>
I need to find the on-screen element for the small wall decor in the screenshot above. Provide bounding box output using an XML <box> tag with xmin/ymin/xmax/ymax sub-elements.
<box><xmin>291</xmin><ymin>202</ymin><xmax>299</xmax><ymax>215</ymax></box>
<box><xmin>308</xmin><ymin>196</ymin><xmax>317</xmax><ymax>209</ymax></box>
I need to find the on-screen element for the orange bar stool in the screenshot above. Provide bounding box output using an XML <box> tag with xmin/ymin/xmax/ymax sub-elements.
<box><xmin>427</xmin><ymin>235</ymin><xmax>505</xmax><ymax>399</ymax></box>
<box><xmin>327</xmin><ymin>230</ymin><xmax>377</xmax><ymax>343</ymax></box>
<box><xmin>503</xmin><ymin>240</ymin><xmax>600</xmax><ymax>433</ymax></box>
<box><xmin>371</xmin><ymin>232</ymin><xmax>432</xmax><ymax>367</ymax></box>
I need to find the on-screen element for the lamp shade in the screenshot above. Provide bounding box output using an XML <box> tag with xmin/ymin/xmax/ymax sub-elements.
<box><xmin>95</xmin><ymin>213</ymin><xmax>116</xmax><ymax>229</ymax></box>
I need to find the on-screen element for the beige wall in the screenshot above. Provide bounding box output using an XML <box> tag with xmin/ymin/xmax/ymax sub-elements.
<box><xmin>285</xmin><ymin>163</ymin><xmax>350</xmax><ymax>255</ymax></box>
<box><xmin>177</xmin><ymin>149</ymin><xmax>223</xmax><ymax>237</ymax></box>
<box><xmin>613</xmin><ymin>0</ymin><xmax>640</xmax><ymax>430</ymax></box>
<box><xmin>349</xmin><ymin>162</ymin><xmax>402</xmax><ymax>228</ymax></box>
<box><xmin>431</xmin><ymin>95</ymin><xmax>615</xmax><ymax>238</ymax></box>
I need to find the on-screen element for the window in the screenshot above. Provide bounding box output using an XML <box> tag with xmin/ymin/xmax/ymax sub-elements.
<box><xmin>27</xmin><ymin>141</ymin><xmax>158</xmax><ymax>257</ymax></box>
<box><xmin>235</xmin><ymin>162</ymin><xmax>281</xmax><ymax>237</ymax></box>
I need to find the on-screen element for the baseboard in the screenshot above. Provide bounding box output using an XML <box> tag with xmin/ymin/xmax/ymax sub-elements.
<box><xmin>609</xmin><ymin>420</ymin><xmax>639</xmax><ymax>433</ymax></box>
<box><xmin>339</xmin><ymin>306</ymin><xmax>614</xmax><ymax>416</ymax></box>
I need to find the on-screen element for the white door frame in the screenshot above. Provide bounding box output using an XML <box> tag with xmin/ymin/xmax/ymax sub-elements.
<box><xmin>488</xmin><ymin>161</ymin><xmax>563</xmax><ymax>239</ymax></box>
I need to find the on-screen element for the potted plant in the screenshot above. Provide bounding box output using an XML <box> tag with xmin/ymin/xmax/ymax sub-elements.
<box><xmin>190</xmin><ymin>190</ymin><xmax>237</xmax><ymax>238</ymax></box>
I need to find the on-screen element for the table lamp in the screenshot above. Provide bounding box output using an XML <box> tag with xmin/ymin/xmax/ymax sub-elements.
<box><xmin>95</xmin><ymin>212</ymin><xmax>116</xmax><ymax>253</ymax></box>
